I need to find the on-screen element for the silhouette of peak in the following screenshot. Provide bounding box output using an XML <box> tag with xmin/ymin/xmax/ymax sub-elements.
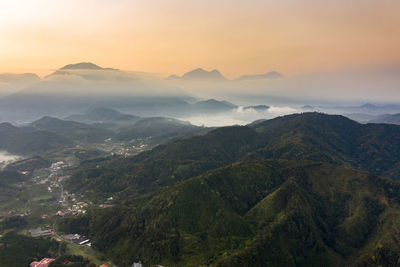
<box><xmin>60</xmin><ymin>62</ymin><xmax>103</xmax><ymax>70</ymax></box>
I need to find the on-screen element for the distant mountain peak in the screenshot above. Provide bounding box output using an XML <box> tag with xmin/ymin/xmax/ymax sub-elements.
<box><xmin>210</xmin><ymin>69</ymin><xmax>223</xmax><ymax>75</ymax></box>
<box><xmin>166</xmin><ymin>74</ymin><xmax>180</xmax><ymax>80</ymax></box>
<box><xmin>180</xmin><ymin>68</ymin><xmax>227</xmax><ymax>81</ymax></box>
<box><xmin>236</xmin><ymin>71</ymin><xmax>284</xmax><ymax>81</ymax></box>
<box><xmin>167</xmin><ymin>69</ymin><xmax>283</xmax><ymax>82</ymax></box>
<box><xmin>85</xmin><ymin>106</ymin><xmax>123</xmax><ymax>116</ymax></box>
<box><xmin>193</xmin><ymin>99</ymin><xmax>237</xmax><ymax>111</ymax></box>
<box><xmin>60</xmin><ymin>62</ymin><xmax>103</xmax><ymax>70</ymax></box>
<box><xmin>191</xmin><ymin>68</ymin><xmax>206</xmax><ymax>72</ymax></box>
<box><xmin>361</xmin><ymin>103</ymin><xmax>378</xmax><ymax>109</ymax></box>
<box><xmin>0</xmin><ymin>122</ymin><xmax>18</xmax><ymax>130</ymax></box>
<box><xmin>64</xmin><ymin>106</ymin><xmax>140</xmax><ymax>123</ymax></box>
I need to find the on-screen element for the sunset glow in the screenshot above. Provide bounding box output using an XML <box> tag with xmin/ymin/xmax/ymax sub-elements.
<box><xmin>1</xmin><ymin>0</ymin><xmax>399</xmax><ymax>77</ymax></box>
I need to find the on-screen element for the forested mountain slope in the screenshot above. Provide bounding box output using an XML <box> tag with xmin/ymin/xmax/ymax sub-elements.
<box><xmin>67</xmin><ymin>113</ymin><xmax>400</xmax><ymax>200</ymax></box>
<box><xmin>61</xmin><ymin>160</ymin><xmax>400</xmax><ymax>266</ymax></box>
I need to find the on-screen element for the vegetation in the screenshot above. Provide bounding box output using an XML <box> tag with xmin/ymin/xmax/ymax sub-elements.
<box><xmin>0</xmin><ymin>215</ymin><xmax>28</xmax><ymax>231</ymax></box>
<box><xmin>60</xmin><ymin>160</ymin><xmax>400</xmax><ymax>266</ymax></box>
<box><xmin>0</xmin><ymin>122</ymin><xmax>71</xmax><ymax>155</ymax></box>
<box><xmin>27</xmin><ymin>116</ymin><xmax>115</xmax><ymax>143</ymax></box>
<box><xmin>5</xmin><ymin>156</ymin><xmax>51</xmax><ymax>172</ymax></box>
<box><xmin>5</xmin><ymin>112</ymin><xmax>400</xmax><ymax>266</ymax></box>
<box><xmin>49</xmin><ymin>255</ymin><xmax>93</xmax><ymax>267</ymax></box>
<box><xmin>116</xmin><ymin>117</ymin><xmax>210</xmax><ymax>143</ymax></box>
<box><xmin>67</xmin><ymin>113</ymin><xmax>400</xmax><ymax>201</ymax></box>
<box><xmin>0</xmin><ymin>232</ymin><xmax>60</xmax><ymax>267</ymax></box>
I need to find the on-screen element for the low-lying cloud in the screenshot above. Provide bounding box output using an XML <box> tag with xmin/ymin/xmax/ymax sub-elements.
<box><xmin>180</xmin><ymin>105</ymin><xmax>301</xmax><ymax>127</ymax></box>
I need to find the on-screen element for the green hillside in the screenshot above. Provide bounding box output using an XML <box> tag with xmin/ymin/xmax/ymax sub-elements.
<box><xmin>66</xmin><ymin>106</ymin><xmax>140</xmax><ymax>123</ymax></box>
<box><xmin>0</xmin><ymin>122</ymin><xmax>72</xmax><ymax>155</ymax></box>
<box><xmin>5</xmin><ymin>156</ymin><xmax>51</xmax><ymax>172</ymax></box>
<box><xmin>67</xmin><ymin>126</ymin><xmax>260</xmax><ymax>199</ymax></box>
<box><xmin>0</xmin><ymin>232</ymin><xmax>60</xmax><ymax>267</ymax></box>
<box><xmin>116</xmin><ymin>117</ymin><xmax>210</xmax><ymax>143</ymax></box>
<box><xmin>61</xmin><ymin>160</ymin><xmax>400</xmax><ymax>266</ymax></box>
<box><xmin>58</xmin><ymin>113</ymin><xmax>400</xmax><ymax>266</ymax></box>
<box><xmin>67</xmin><ymin>113</ymin><xmax>400</xmax><ymax>200</ymax></box>
<box><xmin>249</xmin><ymin>112</ymin><xmax>400</xmax><ymax>178</ymax></box>
<box><xmin>27</xmin><ymin>116</ymin><xmax>115</xmax><ymax>143</ymax></box>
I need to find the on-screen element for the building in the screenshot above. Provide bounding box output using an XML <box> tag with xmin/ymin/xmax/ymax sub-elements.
<box><xmin>29</xmin><ymin>227</ymin><xmax>51</xmax><ymax>237</ymax></box>
<box><xmin>61</xmin><ymin>233</ymin><xmax>81</xmax><ymax>241</ymax></box>
<box><xmin>79</xmin><ymin>239</ymin><xmax>90</xmax><ymax>245</ymax></box>
<box><xmin>30</xmin><ymin>258</ymin><xmax>55</xmax><ymax>267</ymax></box>
<box><xmin>61</xmin><ymin>234</ymin><xmax>89</xmax><ymax>245</ymax></box>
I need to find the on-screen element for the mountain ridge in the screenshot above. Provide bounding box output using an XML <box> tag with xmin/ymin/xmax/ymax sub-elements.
<box><xmin>0</xmin><ymin>122</ymin><xmax>72</xmax><ymax>154</ymax></box>
<box><xmin>168</xmin><ymin>68</ymin><xmax>283</xmax><ymax>82</ymax></box>
<box><xmin>66</xmin><ymin>112</ymin><xmax>400</xmax><ymax>201</ymax></box>
<box><xmin>59</xmin><ymin>62</ymin><xmax>119</xmax><ymax>71</ymax></box>
<box><xmin>169</xmin><ymin>68</ymin><xmax>228</xmax><ymax>81</ymax></box>
<box><xmin>235</xmin><ymin>71</ymin><xmax>284</xmax><ymax>81</ymax></box>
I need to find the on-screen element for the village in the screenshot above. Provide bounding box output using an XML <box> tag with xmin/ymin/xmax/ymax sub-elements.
<box><xmin>0</xmin><ymin>137</ymin><xmax>156</xmax><ymax>267</ymax></box>
<box><xmin>97</xmin><ymin>137</ymin><xmax>151</xmax><ymax>157</ymax></box>
<box><xmin>27</xmin><ymin>158</ymin><xmax>115</xmax><ymax>231</ymax></box>
<box><xmin>0</xmin><ymin>156</ymin><xmax>122</xmax><ymax>267</ymax></box>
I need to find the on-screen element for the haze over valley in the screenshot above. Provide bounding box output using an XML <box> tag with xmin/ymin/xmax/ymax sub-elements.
<box><xmin>2</xmin><ymin>62</ymin><xmax>400</xmax><ymax>127</ymax></box>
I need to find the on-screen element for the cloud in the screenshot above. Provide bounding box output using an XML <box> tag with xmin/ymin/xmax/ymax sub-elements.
<box><xmin>0</xmin><ymin>151</ymin><xmax>21</xmax><ymax>166</ymax></box>
<box><xmin>180</xmin><ymin>105</ymin><xmax>301</xmax><ymax>127</ymax></box>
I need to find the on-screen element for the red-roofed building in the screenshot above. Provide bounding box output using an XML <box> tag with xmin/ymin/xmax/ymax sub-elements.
<box><xmin>30</xmin><ymin>258</ymin><xmax>55</xmax><ymax>267</ymax></box>
<box><xmin>63</xmin><ymin>259</ymin><xmax>74</xmax><ymax>266</ymax></box>
<box><xmin>100</xmin><ymin>265</ymin><xmax>108</xmax><ymax>267</ymax></box>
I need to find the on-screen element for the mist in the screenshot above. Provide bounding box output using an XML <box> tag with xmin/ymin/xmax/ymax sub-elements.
<box><xmin>0</xmin><ymin>151</ymin><xmax>21</xmax><ymax>169</ymax></box>
<box><xmin>167</xmin><ymin>63</ymin><xmax>400</xmax><ymax>105</ymax></box>
<box><xmin>0</xmin><ymin>62</ymin><xmax>400</xmax><ymax>124</ymax></box>
<box><xmin>179</xmin><ymin>105</ymin><xmax>301</xmax><ymax>127</ymax></box>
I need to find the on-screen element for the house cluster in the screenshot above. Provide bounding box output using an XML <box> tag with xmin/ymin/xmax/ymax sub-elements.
<box><xmin>49</xmin><ymin>161</ymin><xmax>69</xmax><ymax>185</ymax></box>
<box><xmin>50</xmin><ymin>175</ymin><xmax>69</xmax><ymax>186</ymax></box>
<box><xmin>59</xmin><ymin>190</ymin><xmax>72</xmax><ymax>205</ymax></box>
<box><xmin>30</xmin><ymin>258</ymin><xmax>55</xmax><ymax>267</ymax></box>
<box><xmin>72</xmin><ymin>201</ymin><xmax>88</xmax><ymax>212</ymax></box>
<box><xmin>56</xmin><ymin>201</ymin><xmax>89</xmax><ymax>216</ymax></box>
<box><xmin>33</xmin><ymin>160</ymin><xmax>69</xmax><ymax>186</ymax></box>
<box><xmin>107</xmin><ymin>138</ymin><xmax>151</xmax><ymax>157</ymax></box>
<box><xmin>50</xmin><ymin>161</ymin><xmax>68</xmax><ymax>171</ymax></box>
<box><xmin>113</xmin><ymin>148</ymin><xmax>134</xmax><ymax>157</ymax></box>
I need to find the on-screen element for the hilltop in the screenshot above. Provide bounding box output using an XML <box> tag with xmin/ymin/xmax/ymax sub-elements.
<box><xmin>235</xmin><ymin>71</ymin><xmax>284</xmax><ymax>81</ymax></box>
<box><xmin>0</xmin><ymin>122</ymin><xmax>72</xmax><ymax>155</ymax></box>
<box><xmin>60</xmin><ymin>62</ymin><xmax>104</xmax><ymax>70</ymax></box>
<box><xmin>169</xmin><ymin>68</ymin><xmax>228</xmax><ymax>81</ymax></box>
<box><xmin>26</xmin><ymin>116</ymin><xmax>115</xmax><ymax>143</ymax></box>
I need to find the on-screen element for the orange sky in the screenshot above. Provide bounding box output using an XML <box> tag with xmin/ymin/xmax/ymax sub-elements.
<box><xmin>0</xmin><ymin>0</ymin><xmax>399</xmax><ymax>78</ymax></box>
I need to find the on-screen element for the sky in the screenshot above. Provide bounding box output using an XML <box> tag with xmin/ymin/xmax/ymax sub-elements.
<box><xmin>0</xmin><ymin>0</ymin><xmax>399</xmax><ymax>78</ymax></box>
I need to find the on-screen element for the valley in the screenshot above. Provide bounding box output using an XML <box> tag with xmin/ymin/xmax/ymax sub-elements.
<box><xmin>0</xmin><ymin>107</ymin><xmax>211</xmax><ymax>267</ymax></box>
